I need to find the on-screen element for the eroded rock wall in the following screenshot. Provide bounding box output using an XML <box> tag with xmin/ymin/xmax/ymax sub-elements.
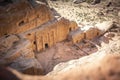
<box><xmin>0</xmin><ymin>0</ymin><xmax>53</xmax><ymax>37</ymax></box>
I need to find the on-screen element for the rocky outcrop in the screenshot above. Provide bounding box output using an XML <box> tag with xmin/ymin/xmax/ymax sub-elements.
<box><xmin>46</xmin><ymin>50</ymin><xmax>120</xmax><ymax>80</ymax></box>
<box><xmin>0</xmin><ymin>37</ymin><xmax>43</xmax><ymax>75</ymax></box>
<box><xmin>0</xmin><ymin>35</ymin><xmax>19</xmax><ymax>55</ymax></box>
<box><xmin>3</xmin><ymin>39</ymin><xmax>34</xmax><ymax>63</ymax></box>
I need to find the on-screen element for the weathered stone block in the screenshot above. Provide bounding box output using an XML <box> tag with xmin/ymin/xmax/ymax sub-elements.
<box><xmin>69</xmin><ymin>21</ymin><xmax>78</xmax><ymax>32</ymax></box>
<box><xmin>57</xmin><ymin>18</ymin><xmax>70</xmax><ymax>42</ymax></box>
<box><xmin>85</xmin><ymin>28</ymin><xmax>100</xmax><ymax>40</ymax></box>
<box><xmin>68</xmin><ymin>28</ymin><xmax>85</xmax><ymax>43</ymax></box>
<box><xmin>0</xmin><ymin>35</ymin><xmax>19</xmax><ymax>57</ymax></box>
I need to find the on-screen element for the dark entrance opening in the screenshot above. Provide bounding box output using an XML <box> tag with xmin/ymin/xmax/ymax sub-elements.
<box><xmin>45</xmin><ymin>43</ymin><xmax>49</xmax><ymax>49</ymax></box>
<box><xmin>84</xmin><ymin>33</ymin><xmax>86</xmax><ymax>39</ymax></box>
<box><xmin>19</xmin><ymin>21</ymin><xmax>24</xmax><ymax>26</ymax></box>
<box><xmin>69</xmin><ymin>28</ymin><xmax>72</xmax><ymax>32</ymax></box>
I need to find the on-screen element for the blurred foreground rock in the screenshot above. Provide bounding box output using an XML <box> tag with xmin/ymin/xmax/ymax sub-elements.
<box><xmin>3</xmin><ymin>51</ymin><xmax>120</xmax><ymax>80</ymax></box>
<box><xmin>47</xmin><ymin>53</ymin><xmax>120</xmax><ymax>80</ymax></box>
